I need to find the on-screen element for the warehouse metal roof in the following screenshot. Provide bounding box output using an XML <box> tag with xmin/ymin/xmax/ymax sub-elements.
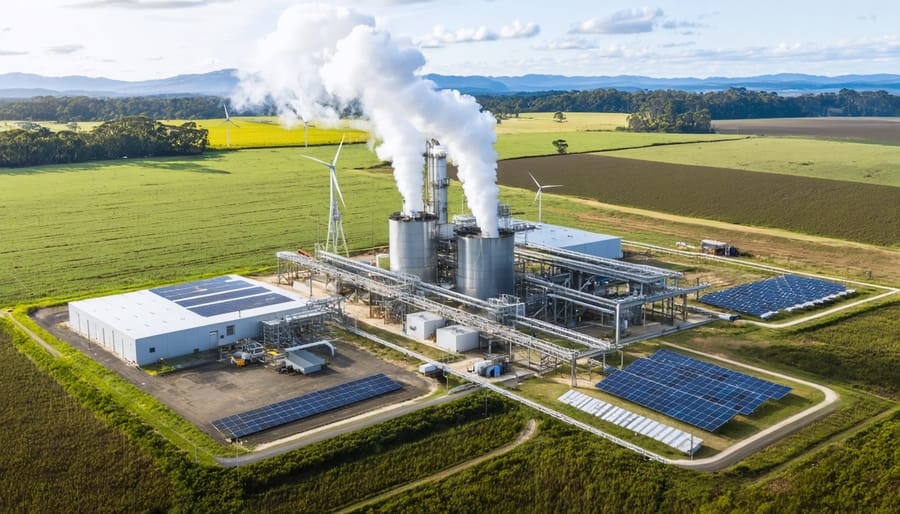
<box><xmin>515</xmin><ymin>222</ymin><xmax>621</xmax><ymax>254</ymax></box>
<box><xmin>69</xmin><ymin>275</ymin><xmax>310</xmax><ymax>339</ymax></box>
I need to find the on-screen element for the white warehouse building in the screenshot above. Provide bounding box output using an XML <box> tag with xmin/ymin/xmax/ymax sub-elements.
<box><xmin>516</xmin><ymin>222</ymin><xmax>623</xmax><ymax>259</ymax></box>
<box><xmin>68</xmin><ymin>275</ymin><xmax>314</xmax><ymax>366</ymax></box>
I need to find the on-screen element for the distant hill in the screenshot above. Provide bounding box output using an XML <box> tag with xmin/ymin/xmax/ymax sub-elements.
<box><xmin>1</xmin><ymin>69</ymin><xmax>898</xmax><ymax>98</ymax></box>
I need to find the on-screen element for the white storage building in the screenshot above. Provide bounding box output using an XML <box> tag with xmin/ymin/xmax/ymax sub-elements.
<box><xmin>516</xmin><ymin>222</ymin><xmax>622</xmax><ymax>259</ymax></box>
<box><xmin>436</xmin><ymin>325</ymin><xmax>480</xmax><ymax>353</ymax></box>
<box><xmin>68</xmin><ymin>275</ymin><xmax>314</xmax><ymax>366</ymax></box>
<box><xmin>405</xmin><ymin>311</ymin><xmax>445</xmax><ymax>341</ymax></box>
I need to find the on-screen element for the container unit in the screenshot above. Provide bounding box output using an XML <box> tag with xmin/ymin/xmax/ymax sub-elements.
<box><xmin>389</xmin><ymin>212</ymin><xmax>437</xmax><ymax>282</ymax></box>
<box><xmin>405</xmin><ymin>311</ymin><xmax>445</xmax><ymax>341</ymax></box>
<box><xmin>456</xmin><ymin>229</ymin><xmax>515</xmax><ymax>300</ymax></box>
<box><xmin>436</xmin><ymin>325</ymin><xmax>480</xmax><ymax>353</ymax></box>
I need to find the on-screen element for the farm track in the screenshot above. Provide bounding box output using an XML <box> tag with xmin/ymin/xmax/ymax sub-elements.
<box><xmin>335</xmin><ymin>419</ymin><xmax>539</xmax><ymax>513</ymax></box>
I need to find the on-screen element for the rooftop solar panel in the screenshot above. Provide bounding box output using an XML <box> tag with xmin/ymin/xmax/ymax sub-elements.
<box><xmin>188</xmin><ymin>292</ymin><xmax>293</xmax><ymax>317</ymax></box>
<box><xmin>212</xmin><ymin>374</ymin><xmax>402</xmax><ymax>440</ymax></box>
<box><xmin>176</xmin><ymin>286</ymin><xmax>269</xmax><ymax>308</ymax></box>
<box><xmin>151</xmin><ymin>276</ymin><xmax>246</xmax><ymax>301</ymax></box>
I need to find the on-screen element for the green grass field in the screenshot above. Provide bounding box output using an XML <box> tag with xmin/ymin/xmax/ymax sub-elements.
<box><xmin>0</xmin><ymin>145</ymin><xmax>394</xmax><ymax>305</ymax></box>
<box><xmin>604</xmin><ymin>137</ymin><xmax>900</xmax><ymax>187</ymax></box>
<box><xmin>494</xmin><ymin>112</ymin><xmax>628</xmax><ymax>133</ymax></box>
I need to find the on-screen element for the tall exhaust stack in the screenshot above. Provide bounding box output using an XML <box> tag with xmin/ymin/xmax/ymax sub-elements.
<box><xmin>425</xmin><ymin>140</ymin><xmax>453</xmax><ymax>239</ymax></box>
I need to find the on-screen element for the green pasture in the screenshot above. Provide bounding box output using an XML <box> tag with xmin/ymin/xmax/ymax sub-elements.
<box><xmin>494</xmin><ymin>112</ymin><xmax>628</xmax><ymax>134</ymax></box>
<box><xmin>0</xmin><ymin>145</ymin><xmax>394</xmax><ymax>305</ymax></box>
<box><xmin>604</xmin><ymin>137</ymin><xmax>900</xmax><ymax>187</ymax></box>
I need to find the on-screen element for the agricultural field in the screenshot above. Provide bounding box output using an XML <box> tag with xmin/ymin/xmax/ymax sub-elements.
<box><xmin>603</xmin><ymin>136</ymin><xmax>900</xmax><ymax>187</ymax></box>
<box><xmin>189</xmin><ymin>117</ymin><xmax>369</xmax><ymax>150</ymax></box>
<box><xmin>497</xmin><ymin>153</ymin><xmax>900</xmax><ymax>247</ymax></box>
<box><xmin>713</xmin><ymin>117</ymin><xmax>900</xmax><ymax>145</ymax></box>
<box><xmin>0</xmin><ymin>321</ymin><xmax>173</xmax><ymax>512</ymax></box>
<box><xmin>494</xmin><ymin>112</ymin><xmax>629</xmax><ymax>133</ymax></box>
<box><xmin>0</xmin><ymin>145</ymin><xmax>391</xmax><ymax>306</ymax></box>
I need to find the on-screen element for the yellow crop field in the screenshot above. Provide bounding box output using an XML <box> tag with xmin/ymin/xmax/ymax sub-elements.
<box><xmin>188</xmin><ymin>117</ymin><xmax>371</xmax><ymax>149</ymax></box>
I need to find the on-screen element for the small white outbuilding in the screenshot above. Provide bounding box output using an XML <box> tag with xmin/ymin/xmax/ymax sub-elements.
<box><xmin>405</xmin><ymin>311</ymin><xmax>445</xmax><ymax>341</ymax></box>
<box><xmin>436</xmin><ymin>325</ymin><xmax>480</xmax><ymax>353</ymax></box>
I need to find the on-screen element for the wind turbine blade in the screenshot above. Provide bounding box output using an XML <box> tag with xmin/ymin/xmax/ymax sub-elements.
<box><xmin>331</xmin><ymin>135</ymin><xmax>346</xmax><ymax>167</ymax></box>
<box><xmin>302</xmin><ymin>155</ymin><xmax>332</xmax><ymax>167</ymax></box>
<box><xmin>223</xmin><ymin>104</ymin><xmax>230</xmax><ymax>120</ymax></box>
<box><xmin>332</xmin><ymin>171</ymin><xmax>346</xmax><ymax>207</ymax></box>
<box><xmin>543</xmin><ymin>184</ymin><xmax>562</xmax><ymax>189</ymax></box>
<box><xmin>532</xmin><ymin>191</ymin><xmax>540</xmax><ymax>206</ymax></box>
<box><xmin>528</xmin><ymin>172</ymin><xmax>541</xmax><ymax>188</ymax></box>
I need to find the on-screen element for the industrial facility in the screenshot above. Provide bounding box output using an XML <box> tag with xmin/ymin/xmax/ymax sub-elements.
<box><xmin>277</xmin><ymin>140</ymin><xmax>708</xmax><ymax>385</ymax></box>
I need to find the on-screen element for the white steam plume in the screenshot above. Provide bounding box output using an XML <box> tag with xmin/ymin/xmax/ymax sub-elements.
<box><xmin>235</xmin><ymin>4</ymin><xmax>500</xmax><ymax>236</ymax></box>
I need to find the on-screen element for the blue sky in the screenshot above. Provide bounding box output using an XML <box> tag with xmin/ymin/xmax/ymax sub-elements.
<box><xmin>1</xmin><ymin>0</ymin><xmax>897</xmax><ymax>80</ymax></box>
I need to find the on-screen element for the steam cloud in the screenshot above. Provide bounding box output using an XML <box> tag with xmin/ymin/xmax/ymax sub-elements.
<box><xmin>233</xmin><ymin>4</ymin><xmax>500</xmax><ymax>237</ymax></box>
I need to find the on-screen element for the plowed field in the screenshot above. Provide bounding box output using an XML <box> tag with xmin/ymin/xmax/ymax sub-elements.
<box><xmin>497</xmin><ymin>154</ymin><xmax>900</xmax><ymax>247</ymax></box>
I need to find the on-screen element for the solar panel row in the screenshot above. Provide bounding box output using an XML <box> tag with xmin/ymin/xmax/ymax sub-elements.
<box><xmin>151</xmin><ymin>276</ymin><xmax>242</xmax><ymax>301</ymax></box>
<box><xmin>212</xmin><ymin>374</ymin><xmax>402</xmax><ymax>440</ymax></box>
<box><xmin>559</xmin><ymin>389</ymin><xmax>703</xmax><ymax>454</ymax></box>
<box><xmin>188</xmin><ymin>292</ymin><xmax>293</xmax><ymax>317</ymax></box>
<box><xmin>597</xmin><ymin>371</ymin><xmax>737</xmax><ymax>432</ymax></box>
<box><xmin>700</xmin><ymin>274</ymin><xmax>849</xmax><ymax>319</ymax></box>
<box><xmin>175</xmin><ymin>286</ymin><xmax>268</xmax><ymax>308</ymax></box>
<box><xmin>651</xmin><ymin>350</ymin><xmax>791</xmax><ymax>401</ymax></box>
<box><xmin>596</xmin><ymin>350</ymin><xmax>792</xmax><ymax>432</ymax></box>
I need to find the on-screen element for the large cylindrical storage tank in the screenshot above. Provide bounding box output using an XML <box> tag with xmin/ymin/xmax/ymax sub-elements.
<box><xmin>456</xmin><ymin>229</ymin><xmax>515</xmax><ymax>300</ymax></box>
<box><xmin>389</xmin><ymin>212</ymin><xmax>437</xmax><ymax>282</ymax></box>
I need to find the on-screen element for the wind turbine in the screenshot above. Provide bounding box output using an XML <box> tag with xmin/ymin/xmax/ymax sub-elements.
<box><xmin>221</xmin><ymin>104</ymin><xmax>240</xmax><ymax>148</ymax></box>
<box><xmin>303</xmin><ymin>136</ymin><xmax>348</xmax><ymax>256</ymax></box>
<box><xmin>529</xmin><ymin>172</ymin><xmax>562</xmax><ymax>224</ymax></box>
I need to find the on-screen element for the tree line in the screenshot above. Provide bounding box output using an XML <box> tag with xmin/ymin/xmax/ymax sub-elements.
<box><xmin>478</xmin><ymin>87</ymin><xmax>900</xmax><ymax>120</ymax></box>
<box><xmin>0</xmin><ymin>116</ymin><xmax>208</xmax><ymax>167</ymax></box>
<box><xmin>0</xmin><ymin>95</ymin><xmax>232</xmax><ymax>122</ymax></box>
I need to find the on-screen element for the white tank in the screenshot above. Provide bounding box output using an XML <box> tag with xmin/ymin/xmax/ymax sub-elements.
<box><xmin>456</xmin><ymin>229</ymin><xmax>515</xmax><ymax>300</ymax></box>
<box><xmin>389</xmin><ymin>212</ymin><xmax>437</xmax><ymax>282</ymax></box>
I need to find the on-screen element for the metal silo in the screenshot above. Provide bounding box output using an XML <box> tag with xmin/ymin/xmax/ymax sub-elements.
<box><xmin>456</xmin><ymin>228</ymin><xmax>515</xmax><ymax>300</ymax></box>
<box><xmin>389</xmin><ymin>212</ymin><xmax>437</xmax><ymax>282</ymax></box>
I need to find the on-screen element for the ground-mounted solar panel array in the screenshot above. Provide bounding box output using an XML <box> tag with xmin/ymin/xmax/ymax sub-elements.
<box><xmin>700</xmin><ymin>274</ymin><xmax>851</xmax><ymax>319</ymax></box>
<box><xmin>151</xmin><ymin>276</ymin><xmax>294</xmax><ymax>317</ymax></box>
<box><xmin>558</xmin><ymin>389</ymin><xmax>703</xmax><ymax>454</ymax></box>
<box><xmin>212</xmin><ymin>373</ymin><xmax>402</xmax><ymax>440</ymax></box>
<box><xmin>596</xmin><ymin>349</ymin><xmax>791</xmax><ymax>432</ymax></box>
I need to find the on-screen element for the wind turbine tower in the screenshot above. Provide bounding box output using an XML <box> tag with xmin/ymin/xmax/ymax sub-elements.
<box><xmin>529</xmin><ymin>172</ymin><xmax>562</xmax><ymax>224</ymax></box>
<box><xmin>222</xmin><ymin>104</ymin><xmax>240</xmax><ymax>148</ymax></box>
<box><xmin>303</xmin><ymin>136</ymin><xmax>349</xmax><ymax>256</ymax></box>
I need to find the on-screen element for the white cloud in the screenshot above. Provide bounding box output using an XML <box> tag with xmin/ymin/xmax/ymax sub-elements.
<box><xmin>534</xmin><ymin>37</ymin><xmax>597</xmax><ymax>51</ymax></box>
<box><xmin>499</xmin><ymin>19</ymin><xmax>540</xmax><ymax>39</ymax></box>
<box><xmin>48</xmin><ymin>44</ymin><xmax>85</xmax><ymax>55</ymax></box>
<box><xmin>0</xmin><ymin>50</ymin><xmax>29</xmax><ymax>57</ymax></box>
<box><xmin>570</xmin><ymin>7</ymin><xmax>664</xmax><ymax>35</ymax></box>
<box><xmin>68</xmin><ymin>0</ymin><xmax>233</xmax><ymax>9</ymax></box>
<box><xmin>419</xmin><ymin>19</ymin><xmax>540</xmax><ymax>48</ymax></box>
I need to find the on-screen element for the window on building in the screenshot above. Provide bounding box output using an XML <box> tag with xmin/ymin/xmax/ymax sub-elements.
<box><xmin>149</xmin><ymin>347</ymin><xmax>156</xmax><ymax>353</ymax></box>
<box><xmin>226</xmin><ymin>325</ymin><xmax>235</xmax><ymax>336</ymax></box>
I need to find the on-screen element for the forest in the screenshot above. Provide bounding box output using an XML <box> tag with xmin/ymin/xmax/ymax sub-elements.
<box><xmin>0</xmin><ymin>116</ymin><xmax>208</xmax><ymax>167</ymax></box>
<box><xmin>478</xmin><ymin>87</ymin><xmax>900</xmax><ymax>119</ymax></box>
<box><xmin>0</xmin><ymin>88</ymin><xmax>896</xmax><ymax>128</ymax></box>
